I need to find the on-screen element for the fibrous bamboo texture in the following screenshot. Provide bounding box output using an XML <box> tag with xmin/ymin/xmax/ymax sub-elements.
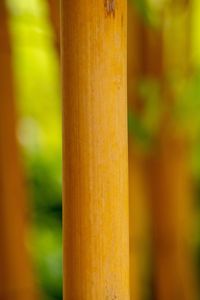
<box><xmin>61</xmin><ymin>0</ymin><xmax>130</xmax><ymax>299</ymax></box>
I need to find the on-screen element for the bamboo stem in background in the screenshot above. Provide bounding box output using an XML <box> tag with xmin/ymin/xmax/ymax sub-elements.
<box><xmin>129</xmin><ymin>143</ymin><xmax>149</xmax><ymax>300</ymax></box>
<box><xmin>61</xmin><ymin>0</ymin><xmax>130</xmax><ymax>299</ymax></box>
<box><xmin>148</xmin><ymin>133</ymin><xmax>197</xmax><ymax>300</ymax></box>
<box><xmin>146</xmin><ymin>1</ymin><xmax>197</xmax><ymax>299</ymax></box>
<box><xmin>48</xmin><ymin>0</ymin><xmax>60</xmax><ymax>52</ymax></box>
<box><xmin>0</xmin><ymin>2</ymin><xmax>37</xmax><ymax>300</ymax></box>
<box><xmin>128</xmin><ymin>1</ymin><xmax>197</xmax><ymax>298</ymax></box>
<box><xmin>128</xmin><ymin>5</ymin><xmax>150</xmax><ymax>300</ymax></box>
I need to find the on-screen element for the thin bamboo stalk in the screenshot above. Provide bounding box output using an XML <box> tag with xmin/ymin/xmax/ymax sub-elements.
<box><xmin>0</xmin><ymin>1</ymin><xmax>37</xmax><ymax>299</ymax></box>
<box><xmin>129</xmin><ymin>142</ymin><xmax>149</xmax><ymax>300</ymax></box>
<box><xmin>128</xmin><ymin>5</ymin><xmax>150</xmax><ymax>300</ymax></box>
<box><xmin>61</xmin><ymin>0</ymin><xmax>129</xmax><ymax>299</ymax></box>
<box><xmin>48</xmin><ymin>0</ymin><xmax>60</xmax><ymax>52</ymax></box>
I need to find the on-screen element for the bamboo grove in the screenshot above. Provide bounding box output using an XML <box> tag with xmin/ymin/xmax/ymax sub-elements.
<box><xmin>0</xmin><ymin>0</ymin><xmax>200</xmax><ymax>299</ymax></box>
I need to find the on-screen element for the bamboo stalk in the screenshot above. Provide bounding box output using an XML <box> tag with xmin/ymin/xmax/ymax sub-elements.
<box><xmin>0</xmin><ymin>2</ymin><xmax>37</xmax><ymax>299</ymax></box>
<box><xmin>48</xmin><ymin>0</ymin><xmax>60</xmax><ymax>52</ymax></box>
<box><xmin>128</xmin><ymin>1</ymin><xmax>196</xmax><ymax>298</ymax></box>
<box><xmin>148</xmin><ymin>133</ymin><xmax>197</xmax><ymax>300</ymax></box>
<box><xmin>61</xmin><ymin>0</ymin><xmax>130</xmax><ymax>299</ymax></box>
<box><xmin>128</xmin><ymin>5</ymin><xmax>150</xmax><ymax>300</ymax></box>
<box><xmin>129</xmin><ymin>142</ymin><xmax>149</xmax><ymax>300</ymax></box>
<box><xmin>146</xmin><ymin>1</ymin><xmax>197</xmax><ymax>299</ymax></box>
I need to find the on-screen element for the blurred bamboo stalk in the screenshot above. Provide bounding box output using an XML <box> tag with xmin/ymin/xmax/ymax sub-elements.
<box><xmin>128</xmin><ymin>0</ymin><xmax>197</xmax><ymax>298</ymax></box>
<box><xmin>48</xmin><ymin>0</ymin><xmax>60</xmax><ymax>52</ymax></box>
<box><xmin>61</xmin><ymin>0</ymin><xmax>130</xmax><ymax>299</ymax></box>
<box><xmin>128</xmin><ymin>4</ymin><xmax>151</xmax><ymax>300</ymax></box>
<box><xmin>148</xmin><ymin>133</ymin><xmax>197</xmax><ymax>300</ymax></box>
<box><xmin>0</xmin><ymin>1</ymin><xmax>37</xmax><ymax>299</ymax></box>
<box><xmin>129</xmin><ymin>142</ymin><xmax>149</xmax><ymax>300</ymax></box>
<box><xmin>146</xmin><ymin>1</ymin><xmax>197</xmax><ymax>299</ymax></box>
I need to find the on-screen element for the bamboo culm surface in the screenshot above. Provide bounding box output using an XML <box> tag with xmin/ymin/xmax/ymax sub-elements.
<box><xmin>61</xmin><ymin>0</ymin><xmax>130</xmax><ymax>299</ymax></box>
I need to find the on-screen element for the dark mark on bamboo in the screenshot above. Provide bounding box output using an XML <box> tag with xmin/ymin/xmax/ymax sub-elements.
<box><xmin>104</xmin><ymin>0</ymin><xmax>115</xmax><ymax>17</ymax></box>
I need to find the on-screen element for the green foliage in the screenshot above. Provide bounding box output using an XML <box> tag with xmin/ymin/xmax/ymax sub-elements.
<box><xmin>128</xmin><ymin>78</ymin><xmax>162</xmax><ymax>150</ymax></box>
<box><xmin>25</xmin><ymin>151</ymin><xmax>62</xmax><ymax>221</ymax></box>
<box><xmin>32</xmin><ymin>224</ymin><xmax>62</xmax><ymax>300</ymax></box>
<box><xmin>128</xmin><ymin>110</ymin><xmax>151</xmax><ymax>146</ymax></box>
<box><xmin>129</xmin><ymin>0</ymin><xmax>165</xmax><ymax>26</ymax></box>
<box><xmin>173</xmin><ymin>70</ymin><xmax>200</xmax><ymax>138</ymax></box>
<box><xmin>130</xmin><ymin>0</ymin><xmax>149</xmax><ymax>22</ymax></box>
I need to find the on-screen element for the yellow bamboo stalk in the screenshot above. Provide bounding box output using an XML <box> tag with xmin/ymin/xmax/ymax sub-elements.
<box><xmin>61</xmin><ymin>1</ymin><xmax>129</xmax><ymax>299</ymax></box>
<box><xmin>0</xmin><ymin>2</ymin><xmax>37</xmax><ymax>300</ymax></box>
